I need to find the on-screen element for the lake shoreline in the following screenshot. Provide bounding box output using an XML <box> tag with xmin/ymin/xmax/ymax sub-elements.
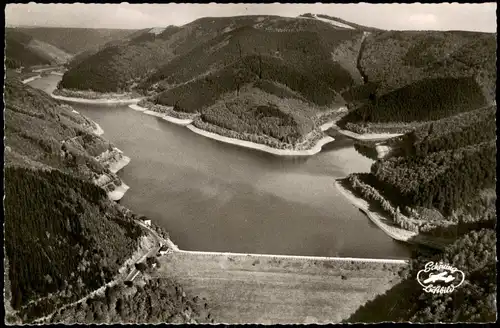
<box><xmin>51</xmin><ymin>90</ymin><xmax>399</xmax><ymax>155</ymax></box>
<box><xmin>187</xmin><ymin>124</ymin><xmax>335</xmax><ymax>156</ymax></box>
<box><xmin>26</xmin><ymin>77</ymin><xmax>414</xmax><ymax>261</ymax></box>
<box><xmin>51</xmin><ymin>91</ymin><xmax>143</xmax><ymax>105</ymax></box>
<box><xmin>375</xmin><ymin>144</ymin><xmax>392</xmax><ymax>159</ymax></box>
<box><xmin>334</xmin><ymin>179</ymin><xmax>417</xmax><ymax>242</ymax></box>
<box><xmin>22</xmin><ymin>75</ymin><xmax>42</xmax><ymax>84</ymax></box>
<box><xmin>108</xmin><ymin>181</ymin><xmax>130</xmax><ymax>201</ymax></box>
<box><xmin>335</xmin><ymin>179</ymin><xmax>449</xmax><ymax>250</ymax></box>
<box><xmin>129</xmin><ymin>104</ymin><xmax>335</xmax><ymax>156</ymax></box>
<box><xmin>93</xmin><ymin>148</ymin><xmax>131</xmax><ymax>201</ymax></box>
<box><xmin>129</xmin><ymin>104</ymin><xmax>194</xmax><ymax>126</ymax></box>
<box><xmin>108</xmin><ymin>152</ymin><xmax>131</xmax><ymax>175</ymax></box>
<box><xmin>90</xmin><ymin>120</ymin><xmax>105</xmax><ymax>136</ymax></box>
<box><xmin>85</xmin><ymin>111</ymin><xmax>130</xmax><ymax>200</ymax></box>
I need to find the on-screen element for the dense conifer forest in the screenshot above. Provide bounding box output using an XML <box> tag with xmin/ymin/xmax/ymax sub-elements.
<box><xmin>5</xmin><ymin>29</ymin><xmax>52</xmax><ymax>68</ymax></box>
<box><xmin>400</xmin><ymin>105</ymin><xmax>496</xmax><ymax>157</ymax></box>
<box><xmin>16</xmin><ymin>27</ymin><xmax>138</xmax><ymax>54</ymax></box>
<box><xmin>4</xmin><ymin>77</ymin><xmax>110</xmax><ymax>179</ymax></box>
<box><xmin>155</xmin><ymin>53</ymin><xmax>347</xmax><ymax>111</ymax></box>
<box><xmin>4</xmin><ymin>166</ymin><xmax>143</xmax><ymax>321</ymax></box>
<box><xmin>359</xmin><ymin>30</ymin><xmax>496</xmax><ymax>102</ymax></box>
<box><xmin>142</xmin><ymin>23</ymin><xmax>358</xmax><ymax>97</ymax></box>
<box><xmin>201</xmin><ymin>91</ymin><xmax>304</xmax><ymax>144</ymax></box>
<box><xmin>337</xmin><ymin>77</ymin><xmax>488</xmax><ymax>128</ymax></box>
<box><xmin>369</xmin><ymin>140</ymin><xmax>495</xmax><ymax>215</ymax></box>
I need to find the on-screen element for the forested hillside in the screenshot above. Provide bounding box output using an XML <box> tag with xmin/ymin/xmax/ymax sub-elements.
<box><xmin>358</xmin><ymin>30</ymin><xmax>496</xmax><ymax>102</ymax></box>
<box><xmin>335</xmin><ymin>29</ymin><xmax>495</xmax><ymax>132</ymax></box>
<box><xmin>5</xmin><ymin>29</ymin><xmax>54</xmax><ymax>68</ymax></box>
<box><xmin>397</xmin><ymin>105</ymin><xmax>496</xmax><ymax>157</ymax></box>
<box><xmin>4</xmin><ymin>78</ymin><xmax>210</xmax><ymax>324</ymax></box>
<box><xmin>59</xmin><ymin>21</ymin><xmax>242</xmax><ymax>92</ymax></box>
<box><xmin>5</xmin><ymin>12</ymin><xmax>497</xmax><ymax>324</ymax></box>
<box><xmin>59</xmin><ymin>14</ymin><xmax>495</xmax><ymax>142</ymax></box>
<box><xmin>337</xmin><ymin>77</ymin><xmax>488</xmax><ymax>129</ymax></box>
<box><xmin>153</xmin><ymin>52</ymin><xmax>345</xmax><ymax>109</ymax></box>
<box><xmin>65</xmin><ymin>29</ymin><xmax>149</xmax><ymax>69</ymax></box>
<box><xmin>3</xmin><ymin>78</ymin><xmax>143</xmax><ymax>321</ymax></box>
<box><xmin>141</xmin><ymin>21</ymin><xmax>361</xmax><ymax>95</ymax></box>
<box><xmin>343</xmin><ymin>100</ymin><xmax>496</xmax><ymax>321</ymax></box>
<box><xmin>59</xmin><ymin>16</ymin><xmax>361</xmax><ymax>145</ymax></box>
<box><xmin>60</xmin><ymin>31</ymin><xmax>175</xmax><ymax>92</ymax></box>
<box><xmin>199</xmin><ymin>86</ymin><xmax>316</xmax><ymax>144</ymax></box>
<box><xmin>4</xmin><ymin>77</ymin><xmax>109</xmax><ymax>180</ymax></box>
<box><xmin>16</xmin><ymin>27</ymin><xmax>138</xmax><ymax>55</ymax></box>
<box><xmin>345</xmin><ymin>101</ymin><xmax>496</xmax><ymax>226</ymax></box>
<box><xmin>60</xmin><ymin>15</ymin><xmax>361</xmax><ymax>95</ymax></box>
<box><xmin>370</xmin><ymin>140</ymin><xmax>495</xmax><ymax>215</ymax></box>
<box><xmin>4</xmin><ymin>167</ymin><xmax>144</xmax><ymax>321</ymax></box>
<box><xmin>46</xmin><ymin>278</ymin><xmax>213</xmax><ymax>324</ymax></box>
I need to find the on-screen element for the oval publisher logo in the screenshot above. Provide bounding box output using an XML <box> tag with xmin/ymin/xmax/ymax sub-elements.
<box><xmin>416</xmin><ymin>261</ymin><xmax>465</xmax><ymax>294</ymax></box>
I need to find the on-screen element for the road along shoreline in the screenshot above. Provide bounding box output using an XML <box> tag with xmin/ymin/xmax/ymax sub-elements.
<box><xmin>335</xmin><ymin>126</ymin><xmax>403</xmax><ymax>141</ymax></box>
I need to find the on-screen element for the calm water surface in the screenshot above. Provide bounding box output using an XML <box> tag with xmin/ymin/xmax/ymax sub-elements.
<box><xmin>29</xmin><ymin>76</ymin><xmax>410</xmax><ymax>258</ymax></box>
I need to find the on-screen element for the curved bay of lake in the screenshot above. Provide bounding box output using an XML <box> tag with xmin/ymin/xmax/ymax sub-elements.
<box><xmin>28</xmin><ymin>76</ymin><xmax>410</xmax><ymax>258</ymax></box>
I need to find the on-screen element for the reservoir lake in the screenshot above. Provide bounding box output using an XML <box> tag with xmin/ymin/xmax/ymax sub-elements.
<box><xmin>28</xmin><ymin>75</ymin><xmax>411</xmax><ymax>259</ymax></box>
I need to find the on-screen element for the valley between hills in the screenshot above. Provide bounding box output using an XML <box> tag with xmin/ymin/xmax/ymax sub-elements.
<box><xmin>4</xmin><ymin>11</ymin><xmax>497</xmax><ymax>324</ymax></box>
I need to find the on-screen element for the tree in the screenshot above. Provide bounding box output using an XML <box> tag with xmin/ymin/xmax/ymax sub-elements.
<box><xmin>258</xmin><ymin>53</ymin><xmax>263</xmax><ymax>79</ymax></box>
<box><xmin>135</xmin><ymin>262</ymin><xmax>148</xmax><ymax>272</ymax></box>
<box><xmin>146</xmin><ymin>257</ymin><xmax>156</xmax><ymax>268</ymax></box>
<box><xmin>116</xmin><ymin>298</ymin><xmax>124</xmax><ymax>316</ymax></box>
<box><xmin>237</xmin><ymin>40</ymin><xmax>243</xmax><ymax>60</ymax></box>
<box><xmin>105</xmin><ymin>285</ymin><xmax>119</xmax><ymax>304</ymax></box>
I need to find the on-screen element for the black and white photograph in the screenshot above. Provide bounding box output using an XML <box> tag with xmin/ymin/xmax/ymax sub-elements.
<box><xmin>3</xmin><ymin>2</ymin><xmax>497</xmax><ymax>324</ymax></box>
